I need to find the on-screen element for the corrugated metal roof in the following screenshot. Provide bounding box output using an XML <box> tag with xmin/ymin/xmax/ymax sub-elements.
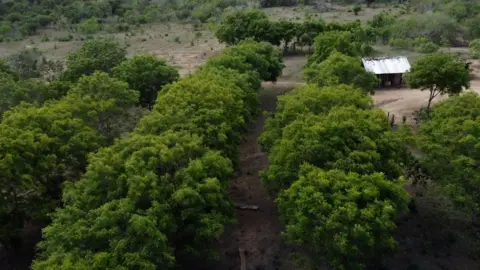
<box><xmin>362</xmin><ymin>56</ymin><xmax>411</xmax><ymax>74</ymax></box>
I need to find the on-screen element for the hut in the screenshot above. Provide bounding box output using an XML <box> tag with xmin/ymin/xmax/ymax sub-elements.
<box><xmin>362</xmin><ymin>56</ymin><xmax>411</xmax><ymax>87</ymax></box>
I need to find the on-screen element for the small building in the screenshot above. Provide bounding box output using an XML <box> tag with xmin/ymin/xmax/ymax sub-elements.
<box><xmin>361</xmin><ymin>56</ymin><xmax>411</xmax><ymax>87</ymax></box>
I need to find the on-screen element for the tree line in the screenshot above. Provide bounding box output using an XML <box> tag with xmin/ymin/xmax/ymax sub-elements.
<box><xmin>0</xmin><ymin>0</ymin><xmax>248</xmax><ymax>40</ymax></box>
<box><xmin>7</xmin><ymin>39</ymin><xmax>282</xmax><ymax>269</ymax></box>
<box><xmin>215</xmin><ymin>9</ymin><xmax>375</xmax><ymax>53</ymax></box>
<box><xmin>0</xmin><ymin>37</ymin><xmax>182</xmax><ymax>266</ymax></box>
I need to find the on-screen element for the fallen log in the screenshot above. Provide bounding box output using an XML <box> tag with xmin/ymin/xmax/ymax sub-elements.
<box><xmin>234</xmin><ymin>203</ymin><xmax>259</xmax><ymax>211</ymax></box>
<box><xmin>239</xmin><ymin>248</ymin><xmax>246</xmax><ymax>270</ymax></box>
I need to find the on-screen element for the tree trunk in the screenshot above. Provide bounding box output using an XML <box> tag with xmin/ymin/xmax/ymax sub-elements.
<box><xmin>427</xmin><ymin>88</ymin><xmax>436</xmax><ymax>110</ymax></box>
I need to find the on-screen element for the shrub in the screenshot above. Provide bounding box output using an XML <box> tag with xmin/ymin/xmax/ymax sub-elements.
<box><xmin>469</xmin><ymin>39</ymin><xmax>480</xmax><ymax>59</ymax></box>
<box><xmin>353</xmin><ymin>5</ymin><xmax>362</xmax><ymax>16</ymax></box>
<box><xmin>389</xmin><ymin>38</ymin><xmax>411</xmax><ymax>50</ymax></box>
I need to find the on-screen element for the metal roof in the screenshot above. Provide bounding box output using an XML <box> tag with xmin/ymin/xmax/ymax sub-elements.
<box><xmin>361</xmin><ymin>56</ymin><xmax>411</xmax><ymax>74</ymax></box>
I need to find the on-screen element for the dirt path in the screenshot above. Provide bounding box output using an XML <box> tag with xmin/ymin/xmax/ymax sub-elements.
<box><xmin>210</xmin><ymin>86</ymin><xmax>297</xmax><ymax>270</ymax></box>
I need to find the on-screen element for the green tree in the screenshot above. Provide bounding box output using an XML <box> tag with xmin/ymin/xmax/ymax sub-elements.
<box><xmin>308</xmin><ymin>31</ymin><xmax>370</xmax><ymax>65</ymax></box>
<box><xmin>303</xmin><ymin>51</ymin><xmax>379</xmax><ymax>93</ymax></box>
<box><xmin>405</xmin><ymin>53</ymin><xmax>470</xmax><ymax>110</ymax></box>
<box><xmin>113</xmin><ymin>54</ymin><xmax>179</xmax><ymax>109</ymax></box>
<box><xmin>31</xmin><ymin>38</ymin><xmax>278</xmax><ymax>270</ymax></box>
<box><xmin>469</xmin><ymin>39</ymin><xmax>480</xmax><ymax>59</ymax></box>
<box><xmin>215</xmin><ymin>9</ymin><xmax>272</xmax><ymax>45</ymax></box>
<box><xmin>262</xmin><ymin>106</ymin><xmax>408</xmax><ymax>191</ymax></box>
<box><xmin>33</xmin><ymin>131</ymin><xmax>234</xmax><ymax>270</ymax></box>
<box><xmin>277</xmin><ymin>165</ymin><xmax>409</xmax><ymax>270</ymax></box>
<box><xmin>219</xmin><ymin>39</ymin><xmax>284</xmax><ymax>82</ymax></box>
<box><xmin>416</xmin><ymin>92</ymin><xmax>480</xmax><ymax>217</ymax></box>
<box><xmin>78</xmin><ymin>17</ymin><xmax>102</xmax><ymax>35</ymax></box>
<box><xmin>274</xmin><ymin>20</ymin><xmax>297</xmax><ymax>52</ymax></box>
<box><xmin>0</xmin><ymin>77</ymin><xmax>67</xmax><ymax>117</ymax></box>
<box><xmin>260</xmin><ymin>84</ymin><xmax>373</xmax><ymax>151</ymax></box>
<box><xmin>0</xmin><ymin>21</ymin><xmax>13</xmax><ymax>36</ymax></box>
<box><xmin>0</xmin><ymin>58</ymin><xmax>19</xmax><ymax>80</ymax></box>
<box><xmin>0</xmin><ymin>72</ymin><xmax>138</xmax><ymax>250</ymax></box>
<box><xmin>62</xmin><ymin>37</ymin><xmax>126</xmax><ymax>82</ymax></box>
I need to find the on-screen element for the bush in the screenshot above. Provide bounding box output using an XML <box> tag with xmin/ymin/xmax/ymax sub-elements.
<box><xmin>415</xmin><ymin>41</ymin><xmax>439</xmax><ymax>53</ymax></box>
<box><xmin>469</xmin><ymin>39</ymin><xmax>480</xmax><ymax>59</ymax></box>
<box><xmin>56</xmin><ymin>34</ymin><xmax>73</xmax><ymax>42</ymax></box>
<box><xmin>353</xmin><ymin>5</ymin><xmax>362</xmax><ymax>16</ymax></box>
<box><xmin>390</xmin><ymin>13</ymin><xmax>459</xmax><ymax>45</ymax></box>
<box><xmin>389</xmin><ymin>38</ymin><xmax>412</xmax><ymax>50</ymax></box>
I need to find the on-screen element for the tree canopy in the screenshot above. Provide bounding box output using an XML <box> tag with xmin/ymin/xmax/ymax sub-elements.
<box><xmin>262</xmin><ymin>106</ymin><xmax>408</xmax><ymax>191</ymax></box>
<box><xmin>405</xmin><ymin>53</ymin><xmax>470</xmax><ymax>110</ymax></box>
<box><xmin>277</xmin><ymin>165</ymin><xmax>409</xmax><ymax>270</ymax></box>
<box><xmin>259</xmin><ymin>84</ymin><xmax>373</xmax><ymax>151</ymax></box>
<box><xmin>308</xmin><ymin>31</ymin><xmax>371</xmax><ymax>65</ymax></box>
<box><xmin>113</xmin><ymin>54</ymin><xmax>180</xmax><ymax>109</ymax></box>
<box><xmin>32</xmin><ymin>41</ymin><xmax>284</xmax><ymax>269</ymax></box>
<box><xmin>0</xmin><ymin>71</ymin><xmax>139</xmax><ymax>251</ymax></box>
<box><xmin>62</xmin><ymin>38</ymin><xmax>127</xmax><ymax>82</ymax></box>
<box><xmin>303</xmin><ymin>51</ymin><xmax>379</xmax><ymax>93</ymax></box>
<box><xmin>416</xmin><ymin>92</ymin><xmax>480</xmax><ymax>213</ymax></box>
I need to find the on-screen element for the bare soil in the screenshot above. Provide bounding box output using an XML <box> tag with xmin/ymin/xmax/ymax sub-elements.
<box><xmin>206</xmin><ymin>85</ymin><xmax>298</xmax><ymax>270</ymax></box>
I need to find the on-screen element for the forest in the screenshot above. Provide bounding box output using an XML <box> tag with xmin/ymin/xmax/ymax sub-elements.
<box><xmin>1</xmin><ymin>0</ymin><xmax>480</xmax><ymax>269</ymax></box>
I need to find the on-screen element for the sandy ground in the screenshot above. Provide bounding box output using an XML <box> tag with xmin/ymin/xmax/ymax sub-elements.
<box><xmin>373</xmin><ymin>80</ymin><xmax>480</xmax><ymax>122</ymax></box>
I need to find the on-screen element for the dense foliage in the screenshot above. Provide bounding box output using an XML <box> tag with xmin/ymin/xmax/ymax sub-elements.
<box><xmin>215</xmin><ymin>9</ymin><xmax>370</xmax><ymax>53</ymax></box>
<box><xmin>259</xmin><ymin>84</ymin><xmax>373</xmax><ymax>151</ymax></box>
<box><xmin>0</xmin><ymin>0</ymin><xmax>248</xmax><ymax>39</ymax></box>
<box><xmin>262</xmin><ymin>105</ymin><xmax>408</xmax><ymax>191</ymax></box>
<box><xmin>303</xmin><ymin>51</ymin><xmax>379</xmax><ymax>93</ymax></box>
<box><xmin>405</xmin><ymin>53</ymin><xmax>470</xmax><ymax>110</ymax></box>
<box><xmin>308</xmin><ymin>30</ymin><xmax>371</xmax><ymax>65</ymax></box>
<box><xmin>260</xmin><ymin>26</ymin><xmax>410</xmax><ymax>268</ymax></box>
<box><xmin>61</xmin><ymin>38</ymin><xmax>127</xmax><ymax>82</ymax></box>
<box><xmin>0</xmin><ymin>71</ymin><xmax>139</xmax><ymax>250</ymax></box>
<box><xmin>277</xmin><ymin>165</ymin><xmax>409</xmax><ymax>270</ymax></box>
<box><xmin>32</xmin><ymin>41</ymin><xmax>283</xmax><ymax>269</ymax></box>
<box><xmin>112</xmin><ymin>54</ymin><xmax>180</xmax><ymax>109</ymax></box>
<box><xmin>416</xmin><ymin>92</ymin><xmax>480</xmax><ymax>214</ymax></box>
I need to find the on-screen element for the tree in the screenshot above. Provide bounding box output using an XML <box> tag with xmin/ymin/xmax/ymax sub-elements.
<box><xmin>274</xmin><ymin>20</ymin><xmax>297</xmax><ymax>52</ymax></box>
<box><xmin>32</xmin><ymin>131</ymin><xmax>235</xmax><ymax>270</ymax></box>
<box><xmin>308</xmin><ymin>31</ymin><xmax>370</xmax><ymax>65</ymax></box>
<box><xmin>0</xmin><ymin>21</ymin><xmax>13</xmax><ymax>36</ymax></box>
<box><xmin>0</xmin><ymin>77</ymin><xmax>67</xmax><ymax>117</ymax></box>
<box><xmin>260</xmin><ymin>84</ymin><xmax>373</xmax><ymax>151</ymax></box>
<box><xmin>215</xmin><ymin>9</ymin><xmax>272</xmax><ymax>45</ymax></box>
<box><xmin>0</xmin><ymin>58</ymin><xmax>19</xmax><ymax>81</ymax></box>
<box><xmin>219</xmin><ymin>39</ymin><xmax>285</xmax><ymax>82</ymax></box>
<box><xmin>276</xmin><ymin>165</ymin><xmax>409</xmax><ymax>269</ymax></box>
<box><xmin>469</xmin><ymin>39</ymin><xmax>480</xmax><ymax>59</ymax></box>
<box><xmin>78</xmin><ymin>17</ymin><xmax>102</xmax><ymax>35</ymax></box>
<box><xmin>416</xmin><ymin>92</ymin><xmax>480</xmax><ymax>218</ymax></box>
<box><xmin>0</xmin><ymin>72</ymin><xmax>139</xmax><ymax>251</ymax></box>
<box><xmin>405</xmin><ymin>53</ymin><xmax>470</xmax><ymax>110</ymax></box>
<box><xmin>32</xmin><ymin>42</ymin><xmax>277</xmax><ymax>269</ymax></box>
<box><xmin>62</xmin><ymin>37</ymin><xmax>126</xmax><ymax>82</ymax></box>
<box><xmin>66</xmin><ymin>71</ymin><xmax>140</xmax><ymax>139</ymax></box>
<box><xmin>303</xmin><ymin>51</ymin><xmax>379</xmax><ymax>93</ymax></box>
<box><xmin>113</xmin><ymin>54</ymin><xmax>179</xmax><ymax>109</ymax></box>
<box><xmin>262</xmin><ymin>106</ymin><xmax>408</xmax><ymax>191</ymax></box>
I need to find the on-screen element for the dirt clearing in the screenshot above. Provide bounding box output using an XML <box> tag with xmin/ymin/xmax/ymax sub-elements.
<box><xmin>205</xmin><ymin>85</ymin><xmax>297</xmax><ymax>270</ymax></box>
